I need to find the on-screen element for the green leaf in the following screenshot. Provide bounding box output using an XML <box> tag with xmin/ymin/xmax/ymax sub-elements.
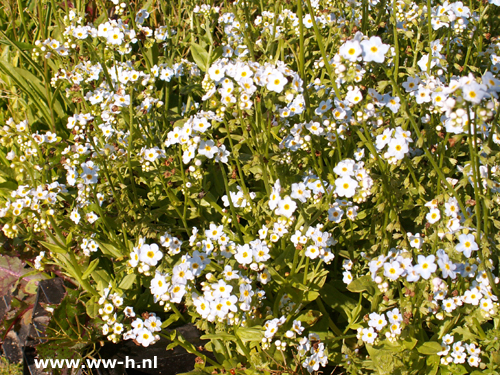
<box><xmin>66</xmin><ymin>231</ymin><xmax>73</xmax><ymax>247</ymax></box>
<box><xmin>200</xmin><ymin>333</ymin><xmax>235</xmax><ymax>341</ymax></box>
<box><xmin>86</xmin><ymin>296</ymin><xmax>99</xmax><ymax>319</ymax></box>
<box><xmin>296</xmin><ymin>310</ymin><xmax>322</xmax><ymax>326</ymax></box>
<box><xmin>320</xmin><ymin>283</ymin><xmax>357</xmax><ymax>319</ymax></box>
<box><xmin>95</xmin><ymin>240</ymin><xmax>123</xmax><ymax>258</ymax></box>
<box><xmin>91</xmin><ymin>269</ymin><xmax>112</xmax><ymax>285</ymax></box>
<box><xmin>161</xmin><ymin>313</ymin><xmax>180</xmax><ymax>328</ymax></box>
<box><xmin>347</xmin><ymin>275</ymin><xmax>377</xmax><ymax>295</ymax></box>
<box><xmin>235</xmin><ymin>327</ymin><xmax>264</xmax><ymax>343</ymax></box>
<box><xmin>402</xmin><ymin>336</ymin><xmax>418</xmax><ymax>350</ymax></box>
<box><xmin>452</xmin><ymin>326</ymin><xmax>479</xmax><ymax>341</ymax></box>
<box><xmin>191</xmin><ymin>43</ymin><xmax>209</xmax><ymax>71</ymax></box>
<box><xmin>118</xmin><ymin>273</ymin><xmax>136</xmax><ymax>290</ymax></box>
<box><xmin>417</xmin><ymin>341</ymin><xmax>443</xmax><ymax>355</ymax></box>
<box><xmin>209</xmin><ymin>46</ymin><xmax>223</xmax><ymax>65</ymax></box>
<box><xmin>303</xmin><ymin>290</ymin><xmax>320</xmax><ymax>302</ymax></box>
<box><xmin>426</xmin><ymin>355</ymin><xmax>440</xmax><ymax>375</ymax></box>
<box><xmin>82</xmin><ymin>258</ymin><xmax>100</xmax><ymax>280</ymax></box>
<box><xmin>0</xmin><ymin>30</ymin><xmax>43</xmax><ymax>76</ymax></box>
<box><xmin>39</xmin><ymin>240</ymin><xmax>67</xmax><ymax>254</ymax></box>
<box><xmin>267</xmin><ymin>266</ymin><xmax>286</xmax><ymax>285</ymax></box>
<box><xmin>0</xmin><ymin>59</ymin><xmax>52</xmax><ymax>124</ymax></box>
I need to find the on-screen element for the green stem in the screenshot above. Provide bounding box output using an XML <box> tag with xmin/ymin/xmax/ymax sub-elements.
<box><xmin>127</xmin><ymin>87</ymin><xmax>140</xmax><ymax>214</ymax></box>
<box><xmin>169</xmin><ymin>302</ymin><xmax>187</xmax><ymax>323</ymax></box>
<box><xmin>426</xmin><ymin>0</ymin><xmax>432</xmax><ymax>74</ymax></box>
<box><xmin>160</xmin><ymin>333</ymin><xmax>221</xmax><ymax>368</ymax></box>
<box><xmin>303</xmin><ymin>0</ymin><xmax>341</xmax><ymax>98</ymax></box>
<box><xmin>302</xmin><ymin>257</ymin><xmax>310</xmax><ymax>285</ymax></box>
<box><xmin>392</xmin><ymin>0</ymin><xmax>400</xmax><ymax>80</ymax></box>
<box><xmin>463</xmin><ymin>5</ymin><xmax>490</xmax><ymax>72</ymax></box>
<box><xmin>297</xmin><ymin>0</ymin><xmax>312</xmax><ymax>121</ymax></box>
<box><xmin>156</xmin><ymin>163</ymin><xmax>190</xmax><ymax>233</ymax></box>
<box><xmin>316</xmin><ymin>298</ymin><xmax>343</xmax><ymax>336</ymax></box>
<box><xmin>225</xmin><ymin>118</ymin><xmax>262</xmax><ymax>227</ymax></box>
<box><xmin>436</xmin><ymin>133</ymin><xmax>450</xmax><ymax>195</ymax></box>
<box><xmin>17</xmin><ymin>0</ymin><xmax>30</xmax><ymax>41</ymax></box>
<box><xmin>221</xmin><ymin>164</ymin><xmax>245</xmax><ymax>243</ymax></box>
<box><xmin>404</xmin><ymin>158</ymin><xmax>420</xmax><ymax>192</ymax></box>
<box><xmin>177</xmin><ymin>148</ymin><xmax>190</xmax><ymax>231</ymax></box>
<box><xmin>386</xmin><ymin>71</ymin><xmax>469</xmax><ymax>218</ymax></box>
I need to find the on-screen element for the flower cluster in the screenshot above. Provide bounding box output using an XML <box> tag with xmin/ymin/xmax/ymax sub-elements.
<box><xmin>1</xmin><ymin>0</ymin><xmax>500</xmax><ymax>373</ymax></box>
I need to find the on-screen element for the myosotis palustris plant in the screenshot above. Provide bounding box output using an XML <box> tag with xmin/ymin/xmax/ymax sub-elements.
<box><xmin>1</xmin><ymin>0</ymin><xmax>500</xmax><ymax>374</ymax></box>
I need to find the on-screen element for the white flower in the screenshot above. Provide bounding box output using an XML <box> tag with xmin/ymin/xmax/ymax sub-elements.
<box><xmin>258</xmin><ymin>269</ymin><xmax>271</xmax><ymax>284</ymax></box>
<box><xmin>368</xmin><ymin>313</ymin><xmax>387</xmax><ymax>331</ymax></box>
<box><xmin>172</xmin><ymin>263</ymin><xmax>193</xmax><ymax>284</ymax></box>
<box><xmin>442</xmin><ymin>298</ymin><xmax>456</xmax><ymax>313</ymax></box>
<box><xmin>451</xmin><ymin>350</ymin><xmax>466</xmax><ymax>363</ymax></box>
<box><xmin>315</xmin><ymin>100</ymin><xmax>332</xmax><ymax>115</ymax></box>
<box><xmin>438</xmin><ymin>257</ymin><xmax>457</xmax><ymax>279</ymax></box>
<box><xmin>328</xmin><ymin>206</ymin><xmax>344</xmax><ymax>223</ymax></box>
<box><xmin>426</xmin><ymin>208</ymin><xmax>441</xmax><ymax>224</ymax></box>
<box><xmin>302</xmin><ymin>14</ymin><xmax>315</xmax><ymax>29</ymax></box>
<box><xmin>198</xmin><ymin>140</ymin><xmax>218</xmax><ymax>159</ymax></box>
<box><xmin>268</xmin><ymin>188</ymin><xmax>281</xmax><ymax>210</ymax></box>
<box><xmin>384</xmin><ymin>137</ymin><xmax>408</xmax><ymax>160</ymax></box>
<box><xmin>442</xmin><ymin>334</ymin><xmax>454</xmax><ymax>346</ymax></box>
<box><xmin>468</xmin><ymin>355</ymin><xmax>481</xmax><ymax>367</ymax></box>
<box><xmin>302</xmin><ymin>356</ymin><xmax>320</xmax><ymax>373</ymax></box>
<box><xmin>81</xmin><ymin>163</ymin><xmax>99</xmax><ymax>184</ymax></box>
<box><xmin>383</xmin><ymin>261</ymin><xmax>404</xmax><ymax>281</ymax></box>
<box><xmin>402</xmin><ymin>76</ymin><xmax>420</xmax><ymax>92</ymax></box>
<box><xmin>345</xmin><ymin>87</ymin><xmax>363</xmax><ymax>104</ymax></box>
<box><xmin>44</xmin><ymin>132</ymin><xmax>57</xmax><ymax>143</ymax></box>
<box><xmin>135</xmin><ymin>328</ymin><xmax>155</xmax><ymax>347</ymax></box>
<box><xmin>106</xmin><ymin>28</ymin><xmax>124</xmax><ymax>45</ymax></box>
<box><xmin>213</xmin><ymin>279</ymin><xmax>233</xmax><ymax>299</ymax></box>
<box><xmin>194</xmin><ymin>297</ymin><xmax>211</xmax><ymax>319</ymax></box>
<box><xmin>150</xmin><ymin>272</ymin><xmax>169</xmax><ymax>295</ymax></box>
<box><xmin>208</xmin><ymin>64</ymin><xmax>225</xmax><ymax>81</ymax></box>
<box><xmin>144</xmin><ymin>315</ymin><xmax>162</xmax><ymax>332</ymax></box>
<box><xmin>339</xmin><ymin>40</ymin><xmax>362</xmax><ymax>62</ymax></box>
<box><xmin>408</xmin><ymin>233</ymin><xmax>423</xmax><ymax>249</ymax></box>
<box><xmin>361</xmin><ymin>327</ymin><xmax>377</xmax><ymax>344</ymax></box>
<box><xmin>305</xmin><ymin>245</ymin><xmax>320</xmax><ymax>259</ymax></box>
<box><xmin>464</xmin><ymin>287</ymin><xmax>482</xmax><ymax>305</ymax></box>
<box><xmin>291</xmin><ymin>182</ymin><xmax>310</xmax><ymax>203</ymax></box>
<box><xmin>334</xmin><ymin>176</ymin><xmax>358</xmax><ymax>198</ymax></box>
<box><xmin>135</xmin><ymin>9</ymin><xmax>150</xmax><ymax>24</ymax></box>
<box><xmin>266</xmin><ymin>72</ymin><xmax>287</xmax><ymax>93</ymax></box>
<box><xmin>456</xmin><ymin>233</ymin><xmax>478</xmax><ymax>258</ymax></box>
<box><xmin>70</xmin><ymin>209</ymin><xmax>81</xmax><ymax>224</ymax></box>
<box><xmin>462</xmin><ymin>82</ymin><xmax>487</xmax><ymax>104</ymax></box>
<box><xmin>334</xmin><ymin>159</ymin><xmax>355</xmax><ymax>176</ymax></box>
<box><xmin>479</xmin><ymin>298</ymin><xmax>493</xmax><ymax>311</ymax></box>
<box><xmin>386</xmin><ymin>308</ymin><xmax>402</xmax><ymax>323</ymax></box>
<box><xmin>170</xmin><ymin>284</ymin><xmax>186</xmax><ymax>303</ymax></box>
<box><xmin>215</xmin><ymin>145</ymin><xmax>230</xmax><ymax>163</ymax></box>
<box><xmin>417</xmin><ymin>54</ymin><xmax>437</xmax><ymax>71</ymax></box>
<box><xmin>235</xmin><ymin>244</ymin><xmax>253</xmax><ymax>265</ymax></box>
<box><xmin>139</xmin><ymin>243</ymin><xmax>163</xmax><ymax>266</ymax></box>
<box><xmin>275</xmin><ymin>195</ymin><xmax>297</xmax><ymax>218</ymax></box>
<box><xmin>415</xmin><ymin>86</ymin><xmax>432</xmax><ymax>104</ymax></box>
<box><xmin>341</xmin><ymin>270</ymin><xmax>353</xmax><ymax>284</ymax></box>
<box><xmin>360</xmin><ymin>36</ymin><xmax>390</xmax><ymax>63</ymax></box>
<box><xmin>413</xmin><ymin>255</ymin><xmax>437</xmax><ymax>279</ymax></box>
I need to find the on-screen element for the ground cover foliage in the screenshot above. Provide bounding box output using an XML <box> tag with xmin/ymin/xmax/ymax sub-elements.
<box><xmin>1</xmin><ymin>0</ymin><xmax>500</xmax><ymax>373</ymax></box>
